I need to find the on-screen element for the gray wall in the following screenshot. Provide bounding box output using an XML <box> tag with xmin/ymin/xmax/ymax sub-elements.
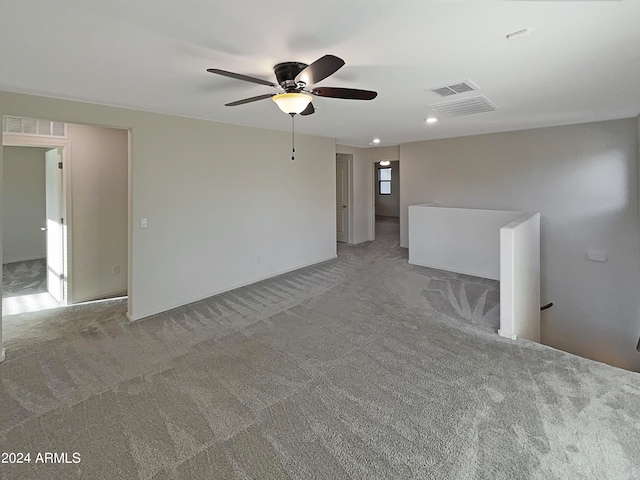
<box><xmin>2</xmin><ymin>146</ymin><xmax>48</xmax><ymax>263</ymax></box>
<box><xmin>401</xmin><ymin>118</ymin><xmax>640</xmax><ymax>371</ymax></box>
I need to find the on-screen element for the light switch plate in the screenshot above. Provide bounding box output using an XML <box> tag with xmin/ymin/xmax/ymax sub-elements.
<box><xmin>140</xmin><ymin>218</ymin><xmax>148</xmax><ymax>229</ymax></box>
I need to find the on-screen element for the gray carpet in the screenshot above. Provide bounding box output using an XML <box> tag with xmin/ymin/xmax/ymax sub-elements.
<box><xmin>1</xmin><ymin>218</ymin><xmax>639</xmax><ymax>479</ymax></box>
<box><xmin>2</xmin><ymin>259</ymin><xmax>47</xmax><ymax>298</ymax></box>
<box><xmin>2</xmin><ymin>259</ymin><xmax>63</xmax><ymax>316</ymax></box>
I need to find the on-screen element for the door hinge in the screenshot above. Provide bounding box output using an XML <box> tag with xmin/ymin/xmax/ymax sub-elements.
<box><xmin>60</xmin><ymin>217</ymin><xmax>64</xmax><ymax>224</ymax></box>
<box><xmin>58</xmin><ymin>161</ymin><xmax>63</xmax><ymax>169</ymax></box>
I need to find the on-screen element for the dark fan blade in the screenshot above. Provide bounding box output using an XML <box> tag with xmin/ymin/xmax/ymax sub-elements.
<box><xmin>207</xmin><ymin>68</ymin><xmax>277</xmax><ymax>88</ymax></box>
<box><xmin>300</xmin><ymin>102</ymin><xmax>315</xmax><ymax>116</ymax></box>
<box><xmin>295</xmin><ymin>55</ymin><xmax>345</xmax><ymax>86</ymax></box>
<box><xmin>311</xmin><ymin>87</ymin><xmax>377</xmax><ymax>100</ymax></box>
<box><xmin>225</xmin><ymin>93</ymin><xmax>275</xmax><ymax>106</ymax></box>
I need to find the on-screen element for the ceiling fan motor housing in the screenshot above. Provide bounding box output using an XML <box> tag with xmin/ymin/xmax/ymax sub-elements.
<box><xmin>274</xmin><ymin>62</ymin><xmax>308</xmax><ymax>91</ymax></box>
<box><xmin>208</xmin><ymin>54</ymin><xmax>376</xmax><ymax>110</ymax></box>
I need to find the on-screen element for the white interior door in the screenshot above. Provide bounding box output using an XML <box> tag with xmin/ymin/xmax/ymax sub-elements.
<box><xmin>336</xmin><ymin>159</ymin><xmax>350</xmax><ymax>243</ymax></box>
<box><xmin>45</xmin><ymin>148</ymin><xmax>64</xmax><ymax>302</ymax></box>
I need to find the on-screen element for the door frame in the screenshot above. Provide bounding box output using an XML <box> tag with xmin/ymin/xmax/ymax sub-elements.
<box><xmin>336</xmin><ymin>153</ymin><xmax>354</xmax><ymax>244</ymax></box>
<box><xmin>45</xmin><ymin>147</ymin><xmax>66</xmax><ymax>303</ymax></box>
<box><xmin>2</xmin><ymin>135</ymin><xmax>73</xmax><ymax>304</ymax></box>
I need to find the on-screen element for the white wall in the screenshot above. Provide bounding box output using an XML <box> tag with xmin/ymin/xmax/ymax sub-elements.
<box><xmin>500</xmin><ymin>213</ymin><xmax>541</xmax><ymax>343</ymax></box>
<box><xmin>408</xmin><ymin>205</ymin><xmax>524</xmax><ymax>280</ymax></box>
<box><xmin>66</xmin><ymin>123</ymin><xmax>128</xmax><ymax>302</ymax></box>
<box><xmin>375</xmin><ymin>160</ymin><xmax>399</xmax><ymax>217</ymax></box>
<box><xmin>2</xmin><ymin>146</ymin><xmax>48</xmax><ymax>263</ymax></box>
<box><xmin>0</xmin><ymin>91</ymin><xmax>336</xmax><ymax>324</ymax></box>
<box><xmin>0</xmin><ymin>135</ymin><xmax>2</xmax><ymax>360</ymax></box>
<box><xmin>401</xmin><ymin>118</ymin><xmax>640</xmax><ymax>371</ymax></box>
<box><xmin>336</xmin><ymin>144</ymin><xmax>399</xmax><ymax>243</ymax></box>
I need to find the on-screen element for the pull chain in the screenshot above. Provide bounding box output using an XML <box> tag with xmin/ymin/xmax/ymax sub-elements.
<box><xmin>290</xmin><ymin>113</ymin><xmax>296</xmax><ymax>160</ymax></box>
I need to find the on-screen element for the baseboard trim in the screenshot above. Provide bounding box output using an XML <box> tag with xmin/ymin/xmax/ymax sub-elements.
<box><xmin>3</xmin><ymin>256</ymin><xmax>45</xmax><ymax>265</ymax></box>
<box><xmin>498</xmin><ymin>329</ymin><xmax>518</xmax><ymax>340</ymax></box>
<box><xmin>72</xmin><ymin>289</ymin><xmax>128</xmax><ymax>304</ymax></box>
<box><xmin>129</xmin><ymin>254</ymin><xmax>338</xmax><ymax>322</ymax></box>
<box><xmin>407</xmin><ymin>259</ymin><xmax>499</xmax><ymax>282</ymax></box>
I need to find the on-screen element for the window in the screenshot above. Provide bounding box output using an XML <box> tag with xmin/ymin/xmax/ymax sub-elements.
<box><xmin>378</xmin><ymin>167</ymin><xmax>392</xmax><ymax>195</ymax></box>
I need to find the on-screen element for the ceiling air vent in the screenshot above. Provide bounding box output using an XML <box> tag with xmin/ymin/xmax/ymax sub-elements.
<box><xmin>37</xmin><ymin>120</ymin><xmax>52</xmax><ymax>136</ymax></box>
<box><xmin>2</xmin><ymin>116</ymin><xmax>67</xmax><ymax>138</ymax></box>
<box><xmin>430</xmin><ymin>80</ymin><xmax>478</xmax><ymax>97</ymax></box>
<box><xmin>23</xmin><ymin>118</ymin><xmax>38</xmax><ymax>134</ymax></box>
<box><xmin>3</xmin><ymin>116</ymin><xmax>23</xmax><ymax>133</ymax></box>
<box><xmin>52</xmin><ymin>121</ymin><xmax>66</xmax><ymax>137</ymax></box>
<box><xmin>430</xmin><ymin>96</ymin><xmax>497</xmax><ymax>117</ymax></box>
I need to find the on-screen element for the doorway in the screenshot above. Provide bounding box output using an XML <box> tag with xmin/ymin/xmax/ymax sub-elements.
<box><xmin>372</xmin><ymin>160</ymin><xmax>400</xmax><ymax>244</ymax></box>
<box><xmin>2</xmin><ymin>145</ymin><xmax>66</xmax><ymax>315</ymax></box>
<box><xmin>336</xmin><ymin>154</ymin><xmax>353</xmax><ymax>243</ymax></box>
<box><xmin>374</xmin><ymin>160</ymin><xmax>400</xmax><ymax>219</ymax></box>
<box><xmin>2</xmin><ymin>117</ymin><xmax>129</xmax><ymax>316</ymax></box>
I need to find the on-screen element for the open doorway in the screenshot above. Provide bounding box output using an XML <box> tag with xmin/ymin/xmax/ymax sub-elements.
<box><xmin>336</xmin><ymin>153</ymin><xmax>353</xmax><ymax>243</ymax></box>
<box><xmin>2</xmin><ymin>116</ymin><xmax>128</xmax><ymax>316</ymax></box>
<box><xmin>373</xmin><ymin>160</ymin><xmax>400</xmax><ymax>242</ymax></box>
<box><xmin>2</xmin><ymin>145</ymin><xmax>65</xmax><ymax>314</ymax></box>
<box><xmin>374</xmin><ymin>160</ymin><xmax>400</xmax><ymax>219</ymax></box>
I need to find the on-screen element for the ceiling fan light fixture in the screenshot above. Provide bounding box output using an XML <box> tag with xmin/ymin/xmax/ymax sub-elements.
<box><xmin>272</xmin><ymin>93</ymin><xmax>313</xmax><ymax>114</ymax></box>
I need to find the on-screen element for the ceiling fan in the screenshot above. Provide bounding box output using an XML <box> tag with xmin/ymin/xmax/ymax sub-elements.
<box><xmin>207</xmin><ymin>54</ymin><xmax>377</xmax><ymax>116</ymax></box>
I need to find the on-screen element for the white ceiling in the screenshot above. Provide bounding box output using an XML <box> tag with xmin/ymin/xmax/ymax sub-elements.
<box><xmin>1</xmin><ymin>0</ymin><xmax>639</xmax><ymax>147</ymax></box>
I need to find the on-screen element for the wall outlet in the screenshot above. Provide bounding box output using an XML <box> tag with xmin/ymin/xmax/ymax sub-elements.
<box><xmin>112</xmin><ymin>264</ymin><xmax>120</xmax><ymax>275</ymax></box>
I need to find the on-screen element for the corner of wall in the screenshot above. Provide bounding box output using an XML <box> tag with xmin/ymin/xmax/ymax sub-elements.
<box><xmin>637</xmin><ymin>114</ymin><xmax>640</xmax><ymax>364</ymax></box>
<box><xmin>637</xmin><ymin>114</ymin><xmax>640</xmax><ymax>173</ymax></box>
<box><xmin>0</xmin><ymin>120</ymin><xmax>4</xmax><ymax>360</ymax></box>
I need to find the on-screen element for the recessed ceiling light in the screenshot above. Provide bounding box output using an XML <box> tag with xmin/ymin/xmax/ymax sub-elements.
<box><xmin>506</xmin><ymin>28</ymin><xmax>533</xmax><ymax>41</ymax></box>
<box><xmin>426</xmin><ymin>117</ymin><xmax>438</xmax><ymax>124</ymax></box>
<box><xmin>372</xmin><ymin>138</ymin><xmax>381</xmax><ymax>144</ymax></box>
<box><xmin>379</xmin><ymin>161</ymin><xmax>390</xmax><ymax>166</ymax></box>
